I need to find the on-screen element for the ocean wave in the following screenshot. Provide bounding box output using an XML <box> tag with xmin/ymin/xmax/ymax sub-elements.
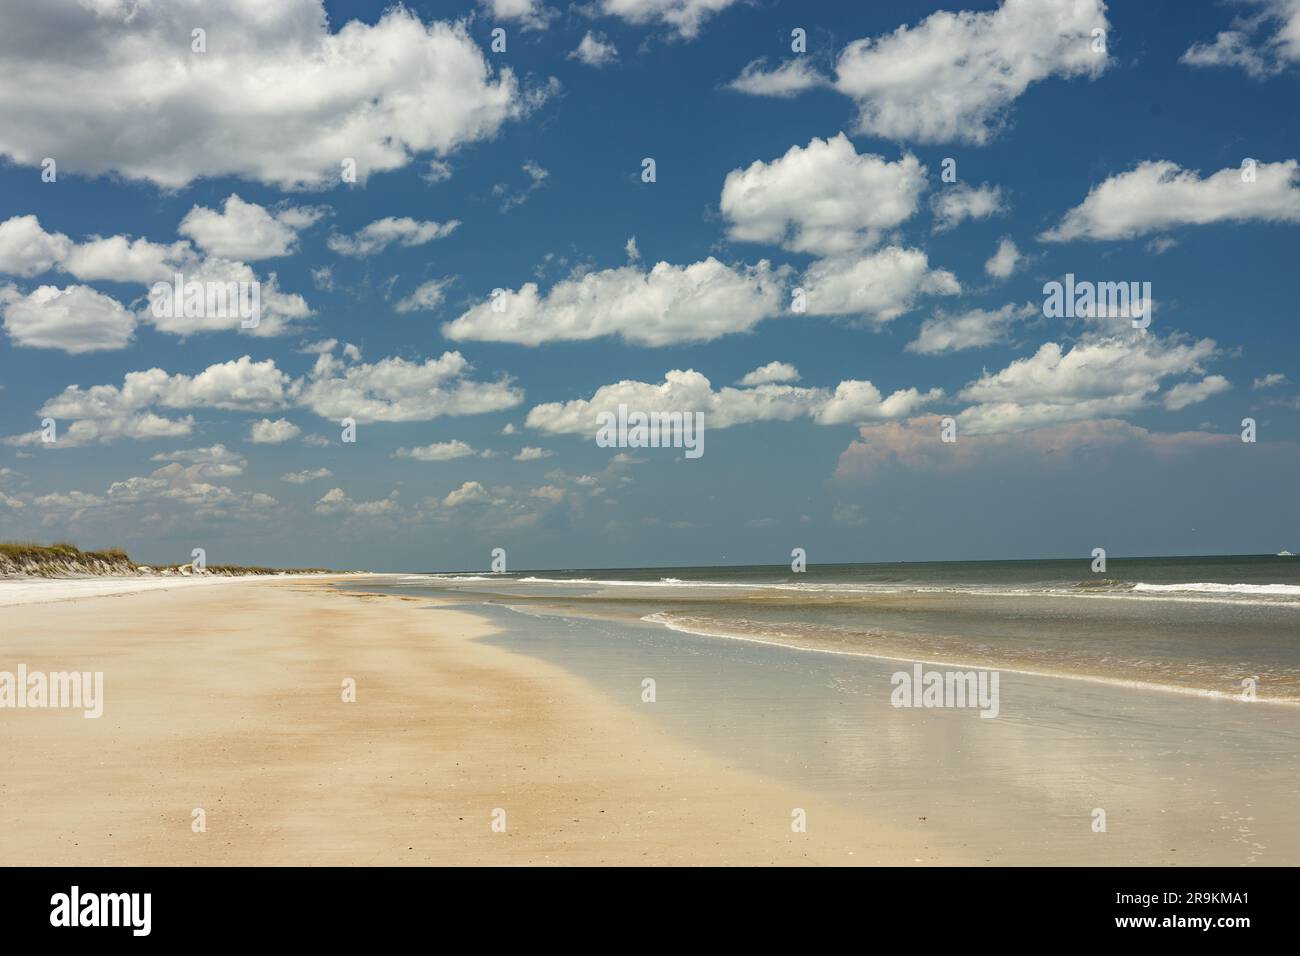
<box><xmin>511</xmin><ymin>575</ymin><xmax>904</xmax><ymax>592</ymax></box>
<box><xmin>424</xmin><ymin>574</ymin><xmax>501</xmax><ymax>582</ymax></box>
<box><xmin>397</xmin><ymin>572</ymin><xmax>1300</xmax><ymax>608</ymax></box>
<box><xmin>408</xmin><ymin>574</ymin><xmax>1300</xmax><ymax>605</ymax></box>
<box><xmin>1133</xmin><ymin>582</ymin><xmax>1300</xmax><ymax>596</ymax></box>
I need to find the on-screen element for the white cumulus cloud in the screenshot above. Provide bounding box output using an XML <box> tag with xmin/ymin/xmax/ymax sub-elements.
<box><xmin>0</xmin><ymin>3</ymin><xmax>544</xmax><ymax>189</ymax></box>
<box><xmin>394</xmin><ymin>440</ymin><xmax>478</xmax><ymax>461</ymax></box>
<box><xmin>0</xmin><ymin>283</ymin><xmax>135</xmax><ymax>353</ymax></box>
<box><xmin>443</xmin><ymin>257</ymin><xmax>787</xmax><ymax>346</ymax></box>
<box><xmin>907</xmin><ymin>302</ymin><xmax>1037</xmax><ymax>355</ymax></box>
<box><xmin>800</xmin><ymin>247</ymin><xmax>960</xmax><ymax>324</ymax></box>
<box><xmin>179</xmin><ymin>195</ymin><xmax>326</xmax><ymax>261</ymax></box>
<box><xmin>727</xmin><ymin>58</ymin><xmax>827</xmax><ymax>97</ymax></box>
<box><xmin>1041</xmin><ymin>159</ymin><xmax>1300</xmax><ymax>241</ymax></box>
<box><xmin>248</xmin><ymin>418</ymin><xmax>303</xmax><ymax>444</ymax></box>
<box><xmin>833</xmin><ymin>0</ymin><xmax>1110</xmax><ymax>144</ymax></box>
<box><xmin>721</xmin><ymin>134</ymin><xmax>925</xmax><ymax>255</ymax></box>
<box><xmin>526</xmin><ymin>368</ymin><xmax>942</xmax><ymax>433</ymax></box>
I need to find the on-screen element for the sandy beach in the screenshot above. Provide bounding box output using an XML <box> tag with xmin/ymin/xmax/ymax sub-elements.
<box><xmin>0</xmin><ymin>578</ymin><xmax>936</xmax><ymax>866</ymax></box>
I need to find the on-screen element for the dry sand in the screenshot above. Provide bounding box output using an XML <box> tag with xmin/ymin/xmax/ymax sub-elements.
<box><xmin>0</xmin><ymin>579</ymin><xmax>947</xmax><ymax>865</ymax></box>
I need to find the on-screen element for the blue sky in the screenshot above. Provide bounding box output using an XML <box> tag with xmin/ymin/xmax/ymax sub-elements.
<box><xmin>0</xmin><ymin>0</ymin><xmax>1297</xmax><ymax>571</ymax></box>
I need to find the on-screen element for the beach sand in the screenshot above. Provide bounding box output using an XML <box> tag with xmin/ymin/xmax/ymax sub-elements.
<box><xmin>0</xmin><ymin>579</ymin><xmax>940</xmax><ymax>865</ymax></box>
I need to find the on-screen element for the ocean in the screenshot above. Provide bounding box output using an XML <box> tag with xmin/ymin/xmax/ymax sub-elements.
<box><xmin>369</xmin><ymin>554</ymin><xmax>1300</xmax><ymax>704</ymax></box>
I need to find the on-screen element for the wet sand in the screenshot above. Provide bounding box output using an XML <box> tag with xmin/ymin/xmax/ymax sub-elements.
<box><xmin>480</xmin><ymin>602</ymin><xmax>1300</xmax><ymax>865</ymax></box>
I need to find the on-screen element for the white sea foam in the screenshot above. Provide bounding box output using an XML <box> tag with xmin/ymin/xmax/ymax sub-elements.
<box><xmin>418</xmin><ymin>574</ymin><xmax>1300</xmax><ymax>606</ymax></box>
<box><xmin>422</xmin><ymin>574</ymin><xmax>500</xmax><ymax>582</ymax></box>
<box><xmin>1133</xmin><ymin>582</ymin><xmax>1300</xmax><ymax>596</ymax></box>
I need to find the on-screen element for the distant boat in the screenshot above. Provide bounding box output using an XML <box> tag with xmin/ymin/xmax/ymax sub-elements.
<box><xmin>1279</xmin><ymin>550</ymin><xmax>1295</xmax><ymax>557</ymax></box>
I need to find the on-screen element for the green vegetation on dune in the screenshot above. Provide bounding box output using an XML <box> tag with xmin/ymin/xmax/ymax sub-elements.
<box><xmin>0</xmin><ymin>541</ymin><xmax>131</xmax><ymax>563</ymax></box>
<box><xmin>0</xmin><ymin>541</ymin><xmax>335</xmax><ymax>576</ymax></box>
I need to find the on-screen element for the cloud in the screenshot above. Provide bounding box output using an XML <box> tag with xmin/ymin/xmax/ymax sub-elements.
<box><xmin>738</xmin><ymin>362</ymin><xmax>800</xmax><ymax>386</ymax></box>
<box><xmin>493</xmin><ymin>160</ymin><xmax>550</xmax><ymax>212</ymax></box>
<box><xmin>0</xmin><ymin>215</ymin><xmax>71</xmax><ymax>276</ymax></box>
<box><xmin>443</xmin><ymin>481</ymin><xmax>489</xmax><ymax>507</ymax></box>
<box><xmin>569</xmin><ymin>31</ymin><xmax>618</xmax><ymax>67</ymax></box>
<box><xmin>310</xmin><ymin>268</ymin><xmax>336</xmax><ymax>293</ymax></box>
<box><xmin>1041</xmin><ymin>159</ymin><xmax>1300</xmax><ymax>241</ymax></box>
<box><xmin>0</xmin><ymin>283</ymin><xmax>135</xmax><ymax>353</ymax></box>
<box><xmin>956</xmin><ymin>332</ymin><xmax>1221</xmax><ymax>434</ymax></box>
<box><xmin>727</xmin><ymin>58</ymin><xmax>827</xmax><ymax>97</ymax></box>
<box><xmin>0</xmin><ymin>213</ymin><xmax>314</xmax><ymax>338</ymax></box>
<box><xmin>145</xmin><ymin>261</ymin><xmax>312</xmax><ymax>339</ymax></box>
<box><xmin>27</xmin><ymin>490</ymin><xmax>105</xmax><ymax>518</ymax></box>
<box><xmin>20</xmin><ymin>455</ymin><xmax>278</xmax><ymax>527</ymax></box>
<box><xmin>834</xmin><ymin>415</ymin><xmax>1240</xmax><ymax>482</ymax></box>
<box><xmin>1254</xmin><ymin>372</ymin><xmax>1290</xmax><ymax>389</ymax></box>
<box><xmin>298</xmin><ymin>348</ymin><xmax>522</xmax><ymax>423</ymax></box>
<box><xmin>5</xmin><ymin>414</ymin><xmax>194</xmax><ymax>448</ymax></box>
<box><xmin>985</xmin><ymin>237</ymin><xmax>1023</xmax><ymax>279</ymax></box>
<box><xmin>907</xmin><ymin>302</ymin><xmax>1037</xmax><ymax>355</ymax></box>
<box><xmin>0</xmin><ymin>215</ymin><xmax>183</xmax><ymax>283</ymax></box>
<box><xmin>150</xmin><ymin>444</ymin><xmax>246</xmax><ymax>479</ymax></box>
<box><xmin>179</xmin><ymin>195</ymin><xmax>325</xmax><ymax>261</ymax></box>
<box><xmin>63</xmin><ymin>236</ymin><xmax>192</xmax><ymax>284</ymax></box>
<box><xmin>394</xmin><ymin>440</ymin><xmax>478</xmax><ymax>461</ymax></box>
<box><xmin>513</xmin><ymin>446</ymin><xmax>554</xmax><ymax>461</ymax></box>
<box><xmin>526</xmin><ymin>368</ymin><xmax>942</xmax><ymax>434</ymax></box>
<box><xmin>9</xmin><ymin>356</ymin><xmax>294</xmax><ymax>447</ymax></box>
<box><xmin>930</xmin><ymin>184</ymin><xmax>1005</xmax><ymax>232</ymax></box>
<box><xmin>423</xmin><ymin>160</ymin><xmax>454</xmax><ymax>184</ymax></box>
<box><xmin>282</xmin><ymin>468</ymin><xmax>333</xmax><ymax>484</ymax></box>
<box><xmin>248</xmin><ymin>418</ymin><xmax>302</xmax><ymax>444</ymax></box>
<box><xmin>51</xmin><ymin>358</ymin><xmax>294</xmax><ymax>417</ymax></box>
<box><xmin>0</xmin><ymin>3</ymin><xmax>543</xmax><ymax>189</ymax></box>
<box><xmin>590</xmin><ymin>0</ymin><xmax>742</xmax><ymax>40</ymax></box>
<box><xmin>395</xmin><ymin>278</ymin><xmax>454</xmax><ymax>313</ymax></box>
<box><xmin>480</xmin><ymin>0</ymin><xmax>556</xmax><ymax>31</ymax></box>
<box><xmin>328</xmin><ymin>217</ymin><xmax>460</xmax><ymax>257</ymax></box>
<box><xmin>1180</xmin><ymin>0</ymin><xmax>1300</xmax><ymax>78</ymax></box>
<box><xmin>102</xmin><ymin>463</ymin><xmax>278</xmax><ymax>520</ymax></box>
<box><xmin>1164</xmin><ymin>375</ymin><xmax>1232</xmax><ymax>410</ymax></box>
<box><xmin>443</xmin><ymin>257</ymin><xmax>787</xmax><ymax>346</ymax></box>
<box><xmin>800</xmin><ymin>246</ymin><xmax>959</xmax><ymax>324</ymax></box>
<box><xmin>721</xmin><ymin>134</ymin><xmax>925</xmax><ymax>255</ymax></box>
<box><xmin>315</xmin><ymin>487</ymin><xmax>400</xmax><ymax>516</ymax></box>
<box><xmin>10</xmin><ymin>345</ymin><xmax>520</xmax><ymax>447</ymax></box>
<box><xmin>832</xmin><ymin>0</ymin><xmax>1110</xmax><ymax>144</ymax></box>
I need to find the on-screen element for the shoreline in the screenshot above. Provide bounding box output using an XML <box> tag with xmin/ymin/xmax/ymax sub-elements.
<box><xmin>635</xmin><ymin>609</ymin><xmax>1288</xmax><ymax>706</ymax></box>
<box><xmin>0</xmin><ymin>577</ymin><xmax>938</xmax><ymax>865</ymax></box>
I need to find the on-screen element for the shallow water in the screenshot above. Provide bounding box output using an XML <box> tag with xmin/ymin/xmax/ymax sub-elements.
<box><xmin>350</xmin><ymin>573</ymin><xmax>1300</xmax><ymax>865</ymax></box>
